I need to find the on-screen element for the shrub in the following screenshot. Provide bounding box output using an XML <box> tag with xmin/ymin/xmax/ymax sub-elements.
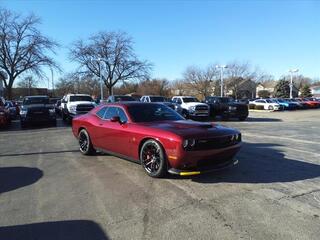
<box><xmin>249</xmin><ymin>104</ymin><xmax>256</xmax><ymax>109</ymax></box>
<box><xmin>255</xmin><ymin>105</ymin><xmax>264</xmax><ymax>110</ymax></box>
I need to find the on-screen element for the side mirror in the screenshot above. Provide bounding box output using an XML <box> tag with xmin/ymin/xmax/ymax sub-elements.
<box><xmin>110</xmin><ymin>116</ymin><xmax>121</xmax><ymax>123</ymax></box>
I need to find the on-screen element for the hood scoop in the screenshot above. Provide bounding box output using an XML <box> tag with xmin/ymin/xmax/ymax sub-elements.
<box><xmin>199</xmin><ymin>123</ymin><xmax>213</xmax><ymax>129</ymax></box>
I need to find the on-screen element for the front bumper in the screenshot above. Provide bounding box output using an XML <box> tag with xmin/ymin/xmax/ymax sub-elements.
<box><xmin>168</xmin><ymin>158</ymin><xmax>238</xmax><ymax>176</ymax></box>
<box><xmin>21</xmin><ymin>114</ymin><xmax>56</xmax><ymax>123</ymax></box>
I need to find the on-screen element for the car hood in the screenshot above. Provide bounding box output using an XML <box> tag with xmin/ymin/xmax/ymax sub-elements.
<box><xmin>68</xmin><ymin>101</ymin><xmax>96</xmax><ymax>107</ymax></box>
<box><xmin>137</xmin><ymin>120</ymin><xmax>239</xmax><ymax>138</ymax></box>
<box><xmin>183</xmin><ymin>102</ymin><xmax>208</xmax><ymax>108</ymax></box>
<box><xmin>22</xmin><ymin>104</ymin><xmax>54</xmax><ymax>109</ymax></box>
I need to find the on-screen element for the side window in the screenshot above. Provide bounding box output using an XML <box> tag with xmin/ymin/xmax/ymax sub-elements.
<box><xmin>117</xmin><ymin>108</ymin><xmax>128</xmax><ymax>123</ymax></box>
<box><xmin>104</xmin><ymin>107</ymin><xmax>118</xmax><ymax>120</ymax></box>
<box><xmin>141</xmin><ymin>97</ymin><xmax>145</xmax><ymax>102</ymax></box>
<box><xmin>96</xmin><ymin>107</ymin><xmax>107</xmax><ymax>118</ymax></box>
<box><xmin>177</xmin><ymin>98</ymin><xmax>182</xmax><ymax>104</ymax></box>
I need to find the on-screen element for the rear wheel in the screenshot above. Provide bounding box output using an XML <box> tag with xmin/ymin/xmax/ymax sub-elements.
<box><xmin>140</xmin><ymin>140</ymin><xmax>167</xmax><ymax>178</ymax></box>
<box><xmin>78</xmin><ymin>129</ymin><xmax>95</xmax><ymax>155</ymax></box>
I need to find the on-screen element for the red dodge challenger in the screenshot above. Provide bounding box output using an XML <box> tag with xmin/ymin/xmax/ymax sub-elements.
<box><xmin>72</xmin><ymin>102</ymin><xmax>242</xmax><ymax>177</ymax></box>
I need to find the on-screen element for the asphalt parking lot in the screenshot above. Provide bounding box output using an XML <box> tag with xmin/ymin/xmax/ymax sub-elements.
<box><xmin>1</xmin><ymin>110</ymin><xmax>320</xmax><ymax>240</ymax></box>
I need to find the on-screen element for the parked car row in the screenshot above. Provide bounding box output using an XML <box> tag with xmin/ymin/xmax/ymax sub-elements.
<box><xmin>249</xmin><ymin>98</ymin><xmax>320</xmax><ymax>111</ymax></box>
<box><xmin>105</xmin><ymin>94</ymin><xmax>249</xmax><ymax>121</ymax></box>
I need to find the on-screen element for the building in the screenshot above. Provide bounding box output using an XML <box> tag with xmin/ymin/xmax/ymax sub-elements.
<box><xmin>311</xmin><ymin>85</ymin><xmax>320</xmax><ymax>97</ymax></box>
<box><xmin>226</xmin><ymin>78</ymin><xmax>257</xmax><ymax>99</ymax></box>
<box><xmin>256</xmin><ymin>81</ymin><xmax>299</xmax><ymax>98</ymax></box>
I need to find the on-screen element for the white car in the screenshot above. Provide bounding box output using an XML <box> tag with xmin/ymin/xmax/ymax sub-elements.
<box><xmin>171</xmin><ymin>96</ymin><xmax>210</xmax><ymax>118</ymax></box>
<box><xmin>250</xmin><ymin>99</ymin><xmax>281</xmax><ymax>111</ymax></box>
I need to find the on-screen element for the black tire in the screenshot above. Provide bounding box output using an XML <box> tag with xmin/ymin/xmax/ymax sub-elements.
<box><xmin>62</xmin><ymin>111</ymin><xmax>67</xmax><ymax>121</ymax></box>
<box><xmin>21</xmin><ymin>121</ymin><xmax>27</xmax><ymax>129</ymax></box>
<box><xmin>140</xmin><ymin>140</ymin><xmax>167</xmax><ymax>178</ymax></box>
<box><xmin>78</xmin><ymin>129</ymin><xmax>95</xmax><ymax>155</ymax></box>
<box><xmin>268</xmin><ymin>105</ymin><xmax>274</xmax><ymax>110</ymax></box>
<box><xmin>182</xmin><ymin>110</ymin><xmax>189</xmax><ymax>119</ymax></box>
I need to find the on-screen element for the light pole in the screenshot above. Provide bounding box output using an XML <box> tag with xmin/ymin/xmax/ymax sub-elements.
<box><xmin>50</xmin><ymin>68</ymin><xmax>54</xmax><ymax>97</ymax></box>
<box><xmin>216</xmin><ymin>65</ymin><xmax>228</xmax><ymax>97</ymax></box>
<box><xmin>288</xmin><ymin>68</ymin><xmax>299</xmax><ymax>99</ymax></box>
<box><xmin>91</xmin><ymin>58</ymin><xmax>105</xmax><ymax>101</ymax></box>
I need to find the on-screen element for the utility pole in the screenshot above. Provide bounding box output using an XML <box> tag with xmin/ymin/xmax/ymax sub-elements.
<box><xmin>288</xmin><ymin>69</ymin><xmax>299</xmax><ymax>99</ymax></box>
<box><xmin>216</xmin><ymin>65</ymin><xmax>228</xmax><ymax>97</ymax></box>
<box><xmin>91</xmin><ymin>58</ymin><xmax>105</xmax><ymax>101</ymax></box>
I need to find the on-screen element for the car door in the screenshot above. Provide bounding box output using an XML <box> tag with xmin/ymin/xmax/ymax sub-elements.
<box><xmin>96</xmin><ymin>106</ymin><xmax>134</xmax><ymax>157</ymax></box>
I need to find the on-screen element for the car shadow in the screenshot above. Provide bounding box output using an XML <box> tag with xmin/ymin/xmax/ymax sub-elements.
<box><xmin>0</xmin><ymin>220</ymin><xmax>109</xmax><ymax>240</ymax></box>
<box><xmin>244</xmin><ymin>117</ymin><xmax>282</xmax><ymax>122</ymax></box>
<box><xmin>0</xmin><ymin>118</ymin><xmax>70</xmax><ymax>132</ymax></box>
<box><xmin>0</xmin><ymin>150</ymin><xmax>79</xmax><ymax>158</ymax></box>
<box><xmin>0</xmin><ymin>167</ymin><xmax>43</xmax><ymax>194</ymax></box>
<box><xmin>175</xmin><ymin>142</ymin><xmax>320</xmax><ymax>184</ymax></box>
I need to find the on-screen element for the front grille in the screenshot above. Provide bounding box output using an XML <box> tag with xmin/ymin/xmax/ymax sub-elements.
<box><xmin>27</xmin><ymin>108</ymin><xmax>49</xmax><ymax>118</ymax></box>
<box><xmin>236</xmin><ymin>105</ymin><xmax>248</xmax><ymax>112</ymax></box>
<box><xmin>195</xmin><ymin>105</ymin><xmax>209</xmax><ymax>111</ymax></box>
<box><xmin>76</xmin><ymin>104</ymin><xmax>94</xmax><ymax>113</ymax></box>
<box><xmin>193</xmin><ymin>134</ymin><xmax>241</xmax><ymax>151</ymax></box>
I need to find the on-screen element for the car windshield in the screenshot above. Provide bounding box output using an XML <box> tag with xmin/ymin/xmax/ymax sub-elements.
<box><xmin>182</xmin><ymin>97</ymin><xmax>199</xmax><ymax>103</ymax></box>
<box><xmin>114</xmin><ymin>96</ymin><xmax>135</xmax><ymax>101</ymax></box>
<box><xmin>23</xmin><ymin>97</ymin><xmax>49</xmax><ymax>105</ymax></box>
<box><xmin>266</xmin><ymin>99</ymin><xmax>274</xmax><ymax>103</ymax></box>
<box><xmin>149</xmin><ymin>96</ymin><xmax>166</xmax><ymax>102</ymax></box>
<box><xmin>128</xmin><ymin>104</ymin><xmax>184</xmax><ymax>122</ymax></box>
<box><xmin>70</xmin><ymin>96</ymin><xmax>93</xmax><ymax>102</ymax></box>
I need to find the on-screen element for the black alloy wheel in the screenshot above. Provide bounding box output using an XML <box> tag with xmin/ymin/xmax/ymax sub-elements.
<box><xmin>140</xmin><ymin>140</ymin><xmax>167</xmax><ymax>178</ymax></box>
<box><xmin>78</xmin><ymin>129</ymin><xmax>95</xmax><ymax>155</ymax></box>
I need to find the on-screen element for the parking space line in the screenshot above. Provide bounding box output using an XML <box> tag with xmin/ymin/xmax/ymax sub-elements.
<box><xmin>244</xmin><ymin>133</ymin><xmax>320</xmax><ymax>145</ymax></box>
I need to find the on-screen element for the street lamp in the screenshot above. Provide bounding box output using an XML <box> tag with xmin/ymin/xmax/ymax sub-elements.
<box><xmin>216</xmin><ymin>65</ymin><xmax>228</xmax><ymax>97</ymax></box>
<box><xmin>288</xmin><ymin>68</ymin><xmax>299</xmax><ymax>99</ymax></box>
<box><xmin>91</xmin><ymin>58</ymin><xmax>105</xmax><ymax>101</ymax></box>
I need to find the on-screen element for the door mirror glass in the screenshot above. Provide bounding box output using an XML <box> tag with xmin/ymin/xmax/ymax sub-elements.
<box><xmin>110</xmin><ymin>116</ymin><xmax>121</xmax><ymax>123</ymax></box>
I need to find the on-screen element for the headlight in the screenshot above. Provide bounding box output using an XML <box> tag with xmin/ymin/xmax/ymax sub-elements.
<box><xmin>182</xmin><ymin>139</ymin><xmax>196</xmax><ymax>149</ymax></box>
<box><xmin>189</xmin><ymin>106</ymin><xmax>196</xmax><ymax>111</ymax></box>
<box><xmin>69</xmin><ymin>106</ymin><xmax>77</xmax><ymax>112</ymax></box>
<box><xmin>229</xmin><ymin>106</ymin><xmax>237</xmax><ymax>111</ymax></box>
<box><xmin>20</xmin><ymin>109</ymin><xmax>27</xmax><ymax>115</ymax></box>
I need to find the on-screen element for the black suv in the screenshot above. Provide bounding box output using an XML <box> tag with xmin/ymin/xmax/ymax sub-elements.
<box><xmin>20</xmin><ymin>95</ymin><xmax>56</xmax><ymax>127</ymax></box>
<box><xmin>106</xmin><ymin>95</ymin><xmax>136</xmax><ymax>103</ymax></box>
<box><xmin>204</xmin><ymin>96</ymin><xmax>248</xmax><ymax>121</ymax></box>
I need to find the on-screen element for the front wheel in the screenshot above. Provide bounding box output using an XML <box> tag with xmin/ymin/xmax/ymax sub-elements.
<box><xmin>182</xmin><ymin>110</ymin><xmax>189</xmax><ymax>119</ymax></box>
<box><xmin>268</xmin><ymin>105</ymin><xmax>274</xmax><ymax>110</ymax></box>
<box><xmin>78</xmin><ymin>129</ymin><xmax>95</xmax><ymax>155</ymax></box>
<box><xmin>140</xmin><ymin>140</ymin><xmax>167</xmax><ymax>178</ymax></box>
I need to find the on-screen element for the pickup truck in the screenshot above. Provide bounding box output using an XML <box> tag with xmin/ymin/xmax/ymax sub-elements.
<box><xmin>61</xmin><ymin>94</ymin><xmax>96</xmax><ymax>121</ymax></box>
<box><xmin>171</xmin><ymin>96</ymin><xmax>209</xmax><ymax>119</ymax></box>
<box><xmin>204</xmin><ymin>96</ymin><xmax>248</xmax><ymax>121</ymax></box>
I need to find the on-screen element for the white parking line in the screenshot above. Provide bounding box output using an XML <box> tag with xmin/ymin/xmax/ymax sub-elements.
<box><xmin>244</xmin><ymin>133</ymin><xmax>320</xmax><ymax>145</ymax></box>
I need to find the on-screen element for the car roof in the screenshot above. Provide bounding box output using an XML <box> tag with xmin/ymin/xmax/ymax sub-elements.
<box><xmin>102</xmin><ymin>102</ymin><xmax>163</xmax><ymax>107</ymax></box>
<box><xmin>24</xmin><ymin>95</ymin><xmax>49</xmax><ymax>98</ymax></box>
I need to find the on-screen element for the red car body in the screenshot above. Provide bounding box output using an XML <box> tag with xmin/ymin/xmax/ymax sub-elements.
<box><xmin>296</xmin><ymin>98</ymin><xmax>320</xmax><ymax>108</ymax></box>
<box><xmin>0</xmin><ymin>97</ymin><xmax>11</xmax><ymax>127</ymax></box>
<box><xmin>72</xmin><ymin>102</ymin><xmax>241</xmax><ymax>176</ymax></box>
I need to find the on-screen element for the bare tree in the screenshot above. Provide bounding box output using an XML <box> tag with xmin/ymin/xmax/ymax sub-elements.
<box><xmin>0</xmin><ymin>8</ymin><xmax>59</xmax><ymax>99</ymax></box>
<box><xmin>182</xmin><ymin>65</ymin><xmax>218</xmax><ymax>98</ymax></box>
<box><xmin>17</xmin><ymin>75</ymin><xmax>38</xmax><ymax>95</ymax></box>
<box><xmin>138</xmin><ymin>78</ymin><xmax>170</xmax><ymax>96</ymax></box>
<box><xmin>70</xmin><ymin>31</ymin><xmax>151</xmax><ymax>96</ymax></box>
